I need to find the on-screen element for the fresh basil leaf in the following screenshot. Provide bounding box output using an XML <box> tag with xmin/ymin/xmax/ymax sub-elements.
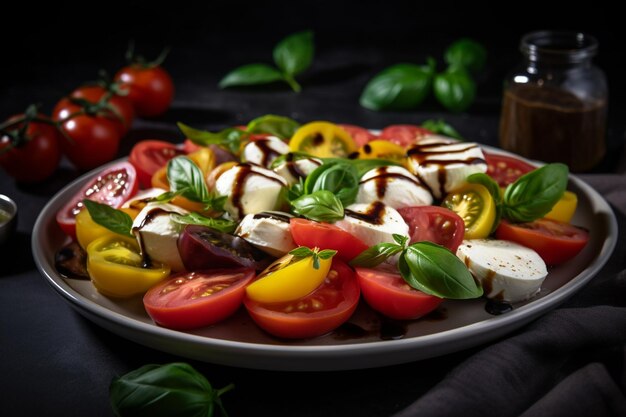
<box><xmin>177</xmin><ymin>122</ymin><xmax>244</xmax><ymax>155</ymax></box>
<box><xmin>502</xmin><ymin>163</ymin><xmax>568</xmax><ymax>222</ymax></box>
<box><xmin>289</xmin><ymin>246</ymin><xmax>314</xmax><ymax>258</ymax></box>
<box><xmin>360</xmin><ymin>60</ymin><xmax>435</xmax><ymax>111</ymax></box>
<box><xmin>291</xmin><ymin>190</ymin><xmax>344</xmax><ymax>223</ymax></box>
<box><xmin>318</xmin><ymin>249</ymin><xmax>337</xmax><ymax>260</ymax></box>
<box><xmin>420</xmin><ymin>119</ymin><xmax>464</xmax><ymax>140</ymax></box>
<box><xmin>286</xmin><ymin>178</ymin><xmax>306</xmax><ymax>202</ymax></box>
<box><xmin>109</xmin><ymin>362</ymin><xmax>233</xmax><ymax>417</ymax></box>
<box><xmin>83</xmin><ymin>200</ymin><xmax>133</xmax><ymax>238</ymax></box>
<box><xmin>433</xmin><ymin>66</ymin><xmax>476</xmax><ymax>113</ymax></box>
<box><xmin>349</xmin><ymin>242</ymin><xmax>403</xmax><ymax>268</ymax></box>
<box><xmin>468</xmin><ymin>172</ymin><xmax>503</xmax><ymax>233</ymax></box>
<box><xmin>219</xmin><ymin>63</ymin><xmax>284</xmax><ymax>88</ymax></box>
<box><xmin>392</xmin><ymin>234</ymin><xmax>408</xmax><ymax>247</ymax></box>
<box><xmin>306</xmin><ymin>162</ymin><xmax>359</xmax><ymax>207</ymax></box>
<box><xmin>399</xmin><ymin>241</ymin><xmax>483</xmax><ymax>299</ymax></box>
<box><xmin>345</xmin><ymin>158</ymin><xmax>402</xmax><ymax>177</ymax></box>
<box><xmin>150</xmin><ymin>190</ymin><xmax>184</xmax><ymax>204</ymax></box>
<box><xmin>246</xmin><ymin>114</ymin><xmax>300</xmax><ymax>139</ymax></box>
<box><xmin>273</xmin><ymin>31</ymin><xmax>314</xmax><ymax>77</ymax></box>
<box><xmin>444</xmin><ymin>38</ymin><xmax>487</xmax><ymax>73</ymax></box>
<box><xmin>170</xmin><ymin>212</ymin><xmax>236</xmax><ymax>234</ymax></box>
<box><xmin>167</xmin><ymin>156</ymin><xmax>210</xmax><ymax>203</ymax></box>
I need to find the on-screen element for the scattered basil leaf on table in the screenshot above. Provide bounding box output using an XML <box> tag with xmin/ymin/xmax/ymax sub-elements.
<box><xmin>220</xmin><ymin>31</ymin><xmax>314</xmax><ymax>92</ymax></box>
<box><xmin>246</xmin><ymin>114</ymin><xmax>300</xmax><ymax>139</ymax></box>
<box><xmin>82</xmin><ymin>199</ymin><xmax>133</xmax><ymax>238</ymax></box>
<box><xmin>433</xmin><ymin>66</ymin><xmax>476</xmax><ymax>113</ymax></box>
<box><xmin>170</xmin><ymin>212</ymin><xmax>237</xmax><ymax>234</ymax></box>
<box><xmin>359</xmin><ymin>60</ymin><xmax>436</xmax><ymax>111</ymax></box>
<box><xmin>291</xmin><ymin>190</ymin><xmax>344</xmax><ymax>223</ymax></box>
<box><xmin>420</xmin><ymin>119</ymin><xmax>464</xmax><ymax>140</ymax></box>
<box><xmin>444</xmin><ymin>38</ymin><xmax>487</xmax><ymax>73</ymax></box>
<box><xmin>109</xmin><ymin>362</ymin><xmax>233</xmax><ymax>417</ymax></box>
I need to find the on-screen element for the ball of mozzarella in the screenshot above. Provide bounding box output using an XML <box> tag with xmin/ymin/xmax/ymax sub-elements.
<box><xmin>356</xmin><ymin>165</ymin><xmax>433</xmax><ymax>209</ymax></box>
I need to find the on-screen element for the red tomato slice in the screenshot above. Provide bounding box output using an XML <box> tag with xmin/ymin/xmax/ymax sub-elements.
<box><xmin>339</xmin><ymin>124</ymin><xmax>377</xmax><ymax>147</ymax></box>
<box><xmin>289</xmin><ymin>218</ymin><xmax>369</xmax><ymax>262</ymax></box>
<box><xmin>484</xmin><ymin>152</ymin><xmax>535</xmax><ymax>187</ymax></box>
<box><xmin>129</xmin><ymin>140</ymin><xmax>186</xmax><ymax>188</ymax></box>
<box><xmin>56</xmin><ymin>161</ymin><xmax>138</xmax><ymax>238</ymax></box>
<box><xmin>143</xmin><ymin>268</ymin><xmax>255</xmax><ymax>330</ymax></box>
<box><xmin>244</xmin><ymin>259</ymin><xmax>360</xmax><ymax>339</ymax></box>
<box><xmin>495</xmin><ymin>219</ymin><xmax>589</xmax><ymax>265</ymax></box>
<box><xmin>379</xmin><ymin>125</ymin><xmax>432</xmax><ymax>148</ymax></box>
<box><xmin>355</xmin><ymin>267</ymin><xmax>442</xmax><ymax>320</ymax></box>
<box><xmin>397</xmin><ymin>206</ymin><xmax>465</xmax><ymax>253</ymax></box>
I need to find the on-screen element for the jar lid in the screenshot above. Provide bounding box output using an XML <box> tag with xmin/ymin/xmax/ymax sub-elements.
<box><xmin>521</xmin><ymin>31</ymin><xmax>598</xmax><ymax>64</ymax></box>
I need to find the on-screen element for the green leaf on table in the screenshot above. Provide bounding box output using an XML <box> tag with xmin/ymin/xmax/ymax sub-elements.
<box><xmin>433</xmin><ymin>66</ymin><xmax>476</xmax><ymax>113</ymax></box>
<box><xmin>273</xmin><ymin>30</ymin><xmax>314</xmax><ymax>77</ymax></box>
<box><xmin>219</xmin><ymin>63</ymin><xmax>284</xmax><ymax>88</ymax></box>
<box><xmin>444</xmin><ymin>38</ymin><xmax>487</xmax><ymax>73</ymax></box>
<box><xmin>83</xmin><ymin>200</ymin><xmax>133</xmax><ymax>238</ymax></box>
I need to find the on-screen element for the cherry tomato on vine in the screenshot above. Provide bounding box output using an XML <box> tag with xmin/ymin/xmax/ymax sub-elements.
<box><xmin>0</xmin><ymin>111</ymin><xmax>61</xmax><ymax>183</ymax></box>
<box><xmin>115</xmin><ymin>66</ymin><xmax>174</xmax><ymax>117</ymax></box>
<box><xmin>70</xmin><ymin>85</ymin><xmax>134</xmax><ymax>136</ymax></box>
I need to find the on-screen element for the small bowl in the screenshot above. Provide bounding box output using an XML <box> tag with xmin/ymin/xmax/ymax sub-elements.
<box><xmin>0</xmin><ymin>194</ymin><xmax>18</xmax><ymax>244</ymax></box>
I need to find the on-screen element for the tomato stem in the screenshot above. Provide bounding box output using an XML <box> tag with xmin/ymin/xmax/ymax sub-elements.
<box><xmin>125</xmin><ymin>40</ymin><xmax>170</xmax><ymax>69</ymax></box>
<box><xmin>283</xmin><ymin>75</ymin><xmax>302</xmax><ymax>93</ymax></box>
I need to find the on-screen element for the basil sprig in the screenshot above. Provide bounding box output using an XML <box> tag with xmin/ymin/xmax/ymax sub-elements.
<box><xmin>170</xmin><ymin>212</ymin><xmax>236</xmax><ymax>234</ymax></box>
<box><xmin>502</xmin><ymin>163</ymin><xmax>568</xmax><ymax>222</ymax></box>
<box><xmin>421</xmin><ymin>119</ymin><xmax>464</xmax><ymax>140</ymax></box>
<box><xmin>109</xmin><ymin>362</ymin><xmax>233</xmax><ymax>417</ymax></box>
<box><xmin>162</xmin><ymin>156</ymin><xmax>226</xmax><ymax>212</ymax></box>
<box><xmin>291</xmin><ymin>190</ymin><xmax>344</xmax><ymax>223</ymax></box>
<box><xmin>289</xmin><ymin>246</ymin><xmax>337</xmax><ymax>270</ymax></box>
<box><xmin>83</xmin><ymin>199</ymin><xmax>133</xmax><ymax>238</ymax></box>
<box><xmin>351</xmin><ymin>237</ymin><xmax>482</xmax><ymax>299</ymax></box>
<box><xmin>220</xmin><ymin>31</ymin><xmax>314</xmax><ymax>92</ymax></box>
<box><xmin>304</xmin><ymin>162</ymin><xmax>359</xmax><ymax>207</ymax></box>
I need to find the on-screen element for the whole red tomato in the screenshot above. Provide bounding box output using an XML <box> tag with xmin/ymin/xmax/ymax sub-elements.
<box><xmin>70</xmin><ymin>85</ymin><xmax>134</xmax><ymax>136</ymax></box>
<box><xmin>53</xmin><ymin>98</ymin><xmax>121</xmax><ymax>171</ymax></box>
<box><xmin>114</xmin><ymin>65</ymin><xmax>174</xmax><ymax>117</ymax></box>
<box><xmin>0</xmin><ymin>113</ymin><xmax>61</xmax><ymax>183</ymax></box>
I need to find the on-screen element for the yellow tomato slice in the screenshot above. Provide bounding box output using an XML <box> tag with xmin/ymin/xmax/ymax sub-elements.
<box><xmin>75</xmin><ymin>207</ymin><xmax>138</xmax><ymax>249</ymax></box>
<box><xmin>246</xmin><ymin>253</ymin><xmax>332</xmax><ymax>303</ymax></box>
<box><xmin>355</xmin><ymin>140</ymin><xmax>407</xmax><ymax>165</ymax></box>
<box><xmin>442</xmin><ymin>183</ymin><xmax>496</xmax><ymax>239</ymax></box>
<box><xmin>86</xmin><ymin>235</ymin><xmax>170</xmax><ymax>298</ymax></box>
<box><xmin>289</xmin><ymin>121</ymin><xmax>357</xmax><ymax>157</ymax></box>
<box><xmin>544</xmin><ymin>191</ymin><xmax>578</xmax><ymax>223</ymax></box>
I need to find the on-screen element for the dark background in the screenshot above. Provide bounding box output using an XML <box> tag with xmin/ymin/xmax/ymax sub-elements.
<box><xmin>1</xmin><ymin>2</ymin><xmax>625</xmax><ymax>417</ymax></box>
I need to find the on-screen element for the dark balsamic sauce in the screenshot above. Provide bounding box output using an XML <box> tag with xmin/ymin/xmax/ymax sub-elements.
<box><xmin>254</xmin><ymin>139</ymin><xmax>281</xmax><ymax>167</ymax></box>
<box><xmin>252</xmin><ymin>211</ymin><xmax>292</xmax><ymax>223</ymax></box>
<box><xmin>55</xmin><ymin>242</ymin><xmax>89</xmax><ymax>280</ymax></box>
<box><xmin>229</xmin><ymin>164</ymin><xmax>285</xmax><ymax>218</ymax></box>
<box><xmin>344</xmin><ymin>201</ymin><xmax>386</xmax><ymax>225</ymax></box>
<box><xmin>485</xmin><ymin>300</ymin><xmax>513</xmax><ymax>315</ymax></box>
<box><xmin>333</xmin><ymin>316</ymin><xmax>408</xmax><ymax>341</ymax></box>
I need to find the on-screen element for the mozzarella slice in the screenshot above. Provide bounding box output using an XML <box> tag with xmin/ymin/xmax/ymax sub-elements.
<box><xmin>242</xmin><ymin>136</ymin><xmax>290</xmax><ymax>168</ymax></box>
<box><xmin>235</xmin><ymin>211</ymin><xmax>296</xmax><ymax>257</ymax></box>
<box><xmin>406</xmin><ymin>141</ymin><xmax>487</xmax><ymax>199</ymax></box>
<box><xmin>273</xmin><ymin>157</ymin><xmax>322</xmax><ymax>185</ymax></box>
<box><xmin>456</xmin><ymin>239</ymin><xmax>548</xmax><ymax>303</ymax></box>
<box><xmin>335</xmin><ymin>202</ymin><xmax>409</xmax><ymax>248</ymax></box>
<box><xmin>356</xmin><ymin>165</ymin><xmax>432</xmax><ymax>209</ymax></box>
<box><xmin>215</xmin><ymin>163</ymin><xmax>287</xmax><ymax>221</ymax></box>
<box><xmin>131</xmin><ymin>203</ymin><xmax>189</xmax><ymax>272</ymax></box>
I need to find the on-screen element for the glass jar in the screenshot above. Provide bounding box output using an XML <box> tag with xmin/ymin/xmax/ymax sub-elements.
<box><xmin>499</xmin><ymin>31</ymin><xmax>608</xmax><ymax>172</ymax></box>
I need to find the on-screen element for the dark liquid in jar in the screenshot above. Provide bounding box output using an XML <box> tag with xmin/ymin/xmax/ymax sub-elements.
<box><xmin>499</xmin><ymin>84</ymin><xmax>606</xmax><ymax>172</ymax></box>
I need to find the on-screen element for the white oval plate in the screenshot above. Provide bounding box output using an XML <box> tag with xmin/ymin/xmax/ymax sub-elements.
<box><xmin>32</xmin><ymin>148</ymin><xmax>617</xmax><ymax>371</ymax></box>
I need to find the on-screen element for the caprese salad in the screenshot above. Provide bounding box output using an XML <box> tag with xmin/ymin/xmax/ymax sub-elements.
<box><xmin>54</xmin><ymin>115</ymin><xmax>590</xmax><ymax>339</ymax></box>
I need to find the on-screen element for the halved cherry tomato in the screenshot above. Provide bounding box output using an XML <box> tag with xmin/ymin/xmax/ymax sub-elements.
<box><xmin>379</xmin><ymin>125</ymin><xmax>432</xmax><ymax>148</ymax></box>
<box><xmin>115</xmin><ymin>65</ymin><xmax>174</xmax><ymax>117</ymax></box>
<box><xmin>244</xmin><ymin>259</ymin><xmax>359</xmax><ymax>339</ymax></box>
<box><xmin>339</xmin><ymin>124</ymin><xmax>377</xmax><ymax>147</ymax></box>
<box><xmin>495</xmin><ymin>219</ymin><xmax>589</xmax><ymax>265</ymax></box>
<box><xmin>289</xmin><ymin>121</ymin><xmax>357</xmax><ymax>157</ymax></box>
<box><xmin>129</xmin><ymin>140</ymin><xmax>186</xmax><ymax>188</ymax></box>
<box><xmin>484</xmin><ymin>152</ymin><xmax>535</xmax><ymax>187</ymax></box>
<box><xmin>143</xmin><ymin>268</ymin><xmax>255</xmax><ymax>330</ymax></box>
<box><xmin>442</xmin><ymin>183</ymin><xmax>496</xmax><ymax>239</ymax></box>
<box><xmin>87</xmin><ymin>235</ymin><xmax>170</xmax><ymax>297</ymax></box>
<box><xmin>289</xmin><ymin>218</ymin><xmax>369</xmax><ymax>262</ymax></box>
<box><xmin>397</xmin><ymin>206</ymin><xmax>465</xmax><ymax>252</ymax></box>
<box><xmin>544</xmin><ymin>191</ymin><xmax>578</xmax><ymax>223</ymax></box>
<box><xmin>56</xmin><ymin>161</ymin><xmax>138</xmax><ymax>238</ymax></box>
<box><xmin>354</xmin><ymin>140</ymin><xmax>407</xmax><ymax>165</ymax></box>
<box><xmin>70</xmin><ymin>85</ymin><xmax>134</xmax><ymax>136</ymax></box>
<box><xmin>355</xmin><ymin>267</ymin><xmax>442</xmax><ymax>320</ymax></box>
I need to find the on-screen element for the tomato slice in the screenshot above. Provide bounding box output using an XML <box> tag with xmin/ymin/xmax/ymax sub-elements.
<box><xmin>56</xmin><ymin>161</ymin><xmax>138</xmax><ymax>238</ymax></box>
<box><xmin>289</xmin><ymin>218</ymin><xmax>369</xmax><ymax>262</ymax></box>
<box><xmin>87</xmin><ymin>236</ymin><xmax>171</xmax><ymax>298</ymax></box>
<box><xmin>544</xmin><ymin>191</ymin><xmax>578</xmax><ymax>223</ymax></box>
<box><xmin>354</xmin><ymin>140</ymin><xmax>407</xmax><ymax>165</ymax></box>
<box><xmin>289</xmin><ymin>121</ymin><xmax>357</xmax><ymax>157</ymax></box>
<box><xmin>495</xmin><ymin>219</ymin><xmax>589</xmax><ymax>265</ymax></box>
<box><xmin>129</xmin><ymin>140</ymin><xmax>186</xmax><ymax>188</ymax></box>
<box><xmin>338</xmin><ymin>124</ymin><xmax>377</xmax><ymax>147</ymax></box>
<box><xmin>244</xmin><ymin>259</ymin><xmax>359</xmax><ymax>339</ymax></box>
<box><xmin>379</xmin><ymin>125</ymin><xmax>432</xmax><ymax>148</ymax></box>
<box><xmin>143</xmin><ymin>268</ymin><xmax>255</xmax><ymax>330</ymax></box>
<box><xmin>355</xmin><ymin>267</ymin><xmax>442</xmax><ymax>320</ymax></box>
<box><xmin>397</xmin><ymin>206</ymin><xmax>465</xmax><ymax>252</ymax></box>
<box><xmin>484</xmin><ymin>152</ymin><xmax>535</xmax><ymax>187</ymax></box>
<box><xmin>442</xmin><ymin>183</ymin><xmax>496</xmax><ymax>239</ymax></box>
